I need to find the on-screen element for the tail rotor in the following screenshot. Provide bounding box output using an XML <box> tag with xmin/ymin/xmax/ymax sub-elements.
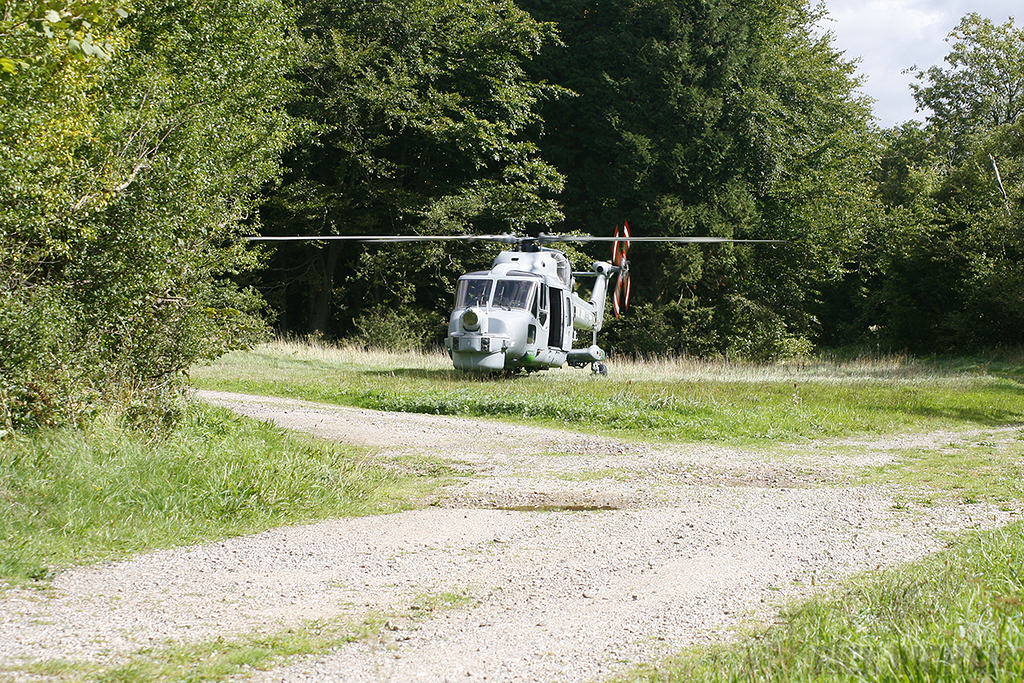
<box><xmin>612</xmin><ymin>222</ymin><xmax>632</xmax><ymax>318</ymax></box>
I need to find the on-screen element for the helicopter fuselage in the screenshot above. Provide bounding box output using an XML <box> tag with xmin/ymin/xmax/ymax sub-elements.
<box><xmin>445</xmin><ymin>248</ymin><xmax>614</xmax><ymax>373</ymax></box>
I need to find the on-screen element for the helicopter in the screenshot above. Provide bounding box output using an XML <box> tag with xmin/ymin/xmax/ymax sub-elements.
<box><xmin>247</xmin><ymin>224</ymin><xmax>782</xmax><ymax>374</ymax></box>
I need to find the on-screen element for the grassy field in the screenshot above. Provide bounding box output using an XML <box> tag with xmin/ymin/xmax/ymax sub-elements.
<box><xmin>190</xmin><ymin>341</ymin><xmax>1024</xmax><ymax>444</ymax></box>
<box><xmin>3</xmin><ymin>341</ymin><xmax>1023</xmax><ymax>681</ymax></box>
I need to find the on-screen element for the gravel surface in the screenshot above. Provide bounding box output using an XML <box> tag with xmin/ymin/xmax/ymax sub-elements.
<box><xmin>1</xmin><ymin>390</ymin><xmax>1017</xmax><ymax>682</ymax></box>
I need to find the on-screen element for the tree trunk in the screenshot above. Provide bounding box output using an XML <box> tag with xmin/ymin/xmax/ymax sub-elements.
<box><xmin>308</xmin><ymin>242</ymin><xmax>341</xmax><ymax>334</ymax></box>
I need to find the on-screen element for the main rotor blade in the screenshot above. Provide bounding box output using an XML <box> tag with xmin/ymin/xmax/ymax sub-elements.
<box><xmin>537</xmin><ymin>234</ymin><xmax>785</xmax><ymax>244</ymax></box>
<box><xmin>244</xmin><ymin>234</ymin><xmax>524</xmax><ymax>244</ymax></box>
<box><xmin>245</xmin><ymin>233</ymin><xmax>786</xmax><ymax>245</ymax></box>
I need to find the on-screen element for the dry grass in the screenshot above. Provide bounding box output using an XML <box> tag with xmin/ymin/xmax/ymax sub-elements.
<box><xmin>215</xmin><ymin>339</ymin><xmax>987</xmax><ymax>385</ymax></box>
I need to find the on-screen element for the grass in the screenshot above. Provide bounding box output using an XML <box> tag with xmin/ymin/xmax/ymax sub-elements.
<box><xmin>621</xmin><ymin>522</ymin><xmax>1024</xmax><ymax>683</ymax></box>
<box><xmin>0</xmin><ymin>402</ymin><xmax>445</xmax><ymax>586</ymax></box>
<box><xmin>189</xmin><ymin>341</ymin><xmax>1024</xmax><ymax>443</ymax></box>
<box><xmin>859</xmin><ymin>434</ymin><xmax>1024</xmax><ymax>505</ymax></box>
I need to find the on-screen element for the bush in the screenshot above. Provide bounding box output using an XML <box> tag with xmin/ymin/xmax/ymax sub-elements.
<box><xmin>726</xmin><ymin>296</ymin><xmax>814</xmax><ymax>362</ymax></box>
<box><xmin>0</xmin><ymin>285</ymin><xmax>91</xmax><ymax>429</ymax></box>
<box><xmin>350</xmin><ymin>305</ymin><xmax>445</xmax><ymax>352</ymax></box>
<box><xmin>605</xmin><ymin>301</ymin><xmax>720</xmax><ymax>358</ymax></box>
<box><xmin>0</xmin><ymin>0</ymin><xmax>292</xmax><ymax>430</ymax></box>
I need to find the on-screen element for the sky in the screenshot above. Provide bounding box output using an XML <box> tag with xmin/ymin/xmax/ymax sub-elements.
<box><xmin>819</xmin><ymin>0</ymin><xmax>1019</xmax><ymax>127</ymax></box>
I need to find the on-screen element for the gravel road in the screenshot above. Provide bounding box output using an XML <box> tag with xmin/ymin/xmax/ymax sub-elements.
<box><xmin>1</xmin><ymin>390</ymin><xmax>1017</xmax><ymax>682</ymax></box>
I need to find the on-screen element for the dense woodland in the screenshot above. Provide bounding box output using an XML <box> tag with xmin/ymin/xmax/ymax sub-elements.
<box><xmin>2</xmin><ymin>0</ymin><xmax>1023</xmax><ymax>428</ymax></box>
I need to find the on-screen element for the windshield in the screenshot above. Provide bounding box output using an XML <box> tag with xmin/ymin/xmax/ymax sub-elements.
<box><xmin>492</xmin><ymin>279</ymin><xmax>537</xmax><ymax>311</ymax></box>
<box><xmin>456</xmin><ymin>278</ymin><xmax>492</xmax><ymax>308</ymax></box>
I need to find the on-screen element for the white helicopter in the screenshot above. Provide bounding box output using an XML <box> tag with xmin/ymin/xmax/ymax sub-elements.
<box><xmin>248</xmin><ymin>224</ymin><xmax>781</xmax><ymax>374</ymax></box>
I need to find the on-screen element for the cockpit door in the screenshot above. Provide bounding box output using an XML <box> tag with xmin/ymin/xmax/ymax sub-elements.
<box><xmin>547</xmin><ymin>288</ymin><xmax>563</xmax><ymax>349</ymax></box>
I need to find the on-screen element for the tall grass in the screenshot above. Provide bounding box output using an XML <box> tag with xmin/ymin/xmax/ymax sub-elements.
<box><xmin>626</xmin><ymin>522</ymin><xmax>1024</xmax><ymax>682</ymax></box>
<box><xmin>189</xmin><ymin>341</ymin><xmax>1024</xmax><ymax>443</ymax></box>
<box><xmin>0</xmin><ymin>403</ymin><xmax>435</xmax><ymax>585</ymax></box>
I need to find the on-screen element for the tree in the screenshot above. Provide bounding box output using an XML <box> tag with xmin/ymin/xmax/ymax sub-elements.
<box><xmin>844</xmin><ymin>14</ymin><xmax>1024</xmax><ymax>353</ymax></box>
<box><xmin>256</xmin><ymin>0</ymin><xmax>567</xmax><ymax>339</ymax></box>
<box><xmin>1</xmin><ymin>0</ymin><xmax>294</xmax><ymax>428</ymax></box>
<box><xmin>519</xmin><ymin>0</ymin><xmax>874</xmax><ymax>358</ymax></box>
<box><xmin>732</xmin><ymin>0</ymin><xmax>876</xmax><ymax>357</ymax></box>
<box><xmin>910</xmin><ymin>13</ymin><xmax>1024</xmax><ymax>160</ymax></box>
<box><xmin>889</xmin><ymin>122</ymin><xmax>1024</xmax><ymax>351</ymax></box>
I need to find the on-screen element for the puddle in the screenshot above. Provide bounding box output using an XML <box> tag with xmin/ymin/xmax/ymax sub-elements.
<box><xmin>494</xmin><ymin>504</ymin><xmax>620</xmax><ymax>513</ymax></box>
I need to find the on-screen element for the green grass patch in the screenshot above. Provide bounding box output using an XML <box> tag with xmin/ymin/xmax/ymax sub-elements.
<box><xmin>3</xmin><ymin>591</ymin><xmax>471</xmax><ymax>682</ymax></box>
<box><xmin>190</xmin><ymin>342</ymin><xmax>1024</xmax><ymax>443</ymax></box>
<box><xmin>0</xmin><ymin>403</ymin><xmax>441</xmax><ymax>585</ymax></box>
<box><xmin>859</xmin><ymin>432</ymin><xmax>1024</xmax><ymax>505</ymax></box>
<box><xmin>623</xmin><ymin>522</ymin><xmax>1024</xmax><ymax>683</ymax></box>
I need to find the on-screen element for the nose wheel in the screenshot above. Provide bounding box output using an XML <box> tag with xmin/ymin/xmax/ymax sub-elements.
<box><xmin>591</xmin><ymin>362</ymin><xmax>608</xmax><ymax>376</ymax></box>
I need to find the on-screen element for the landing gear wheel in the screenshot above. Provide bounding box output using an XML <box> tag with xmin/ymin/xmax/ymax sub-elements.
<box><xmin>591</xmin><ymin>362</ymin><xmax>608</xmax><ymax>376</ymax></box>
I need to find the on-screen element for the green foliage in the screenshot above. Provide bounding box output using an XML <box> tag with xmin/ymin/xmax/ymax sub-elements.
<box><xmin>1</xmin><ymin>0</ymin><xmax>294</xmax><ymax>428</ymax></box>
<box><xmin>251</xmin><ymin>0</ymin><xmax>877</xmax><ymax>359</ymax></box>
<box><xmin>725</xmin><ymin>295</ymin><xmax>815</xmax><ymax>361</ymax></box>
<box><xmin>607</xmin><ymin>295</ymin><xmax>813</xmax><ymax>362</ymax></box>
<box><xmin>518</xmin><ymin>0</ymin><xmax>874</xmax><ymax>356</ymax></box>
<box><xmin>0</xmin><ymin>403</ymin><xmax>418</xmax><ymax>584</ymax></box>
<box><xmin>350</xmin><ymin>304</ymin><xmax>446</xmax><ymax>352</ymax></box>
<box><xmin>0</xmin><ymin>1</ymin><xmax>127</xmax><ymax>75</ymax></box>
<box><xmin>256</xmin><ymin>0</ymin><xmax>566</xmax><ymax>337</ymax></box>
<box><xmin>9</xmin><ymin>0</ymin><xmax>1023</xmax><ymax>412</ymax></box>
<box><xmin>0</xmin><ymin>285</ymin><xmax>86</xmax><ymax>430</ymax></box>
<box><xmin>910</xmin><ymin>13</ymin><xmax>1024</xmax><ymax>159</ymax></box>
<box><xmin>822</xmin><ymin>14</ymin><xmax>1024</xmax><ymax>354</ymax></box>
<box><xmin>739</xmin><ymin>0</ymin><xmax>877</xmax><ymax>351</ymax></box>
<box><xmin>605</xmin><ymin>302</ymin><xmax>720</xmax><ymax>358</ymax></box>
<box><xmin>894</xmin><ymin>129</ymin><xmax>1024</xmax><ymax>353</ymax></box>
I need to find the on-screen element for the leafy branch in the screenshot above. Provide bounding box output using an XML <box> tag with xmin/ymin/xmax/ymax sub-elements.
<box><xmin>1</xmin><ymin>1</ymin><xmax>128</xmax><ymax>74</ymax></box>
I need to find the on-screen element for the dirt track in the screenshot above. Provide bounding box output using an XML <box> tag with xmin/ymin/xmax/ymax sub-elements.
<box><xmin>0</xmin><ymin>390</ymin><xmax>1016</xmax><ymax>682</ymax></box>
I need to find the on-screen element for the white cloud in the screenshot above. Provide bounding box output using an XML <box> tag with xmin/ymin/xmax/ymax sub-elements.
<box><xmin>820</xmin><ymin>0</ymin><xmax>1019</xmax><ymax>126</ymax></box>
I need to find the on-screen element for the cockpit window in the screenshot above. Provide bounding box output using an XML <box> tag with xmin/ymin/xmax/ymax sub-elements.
<box><xmin>492</xmin><ymin>279</ymin><xmax>537</xmax><ymax>311</ymax></box>
<box><xmin>456</xmin><ymin>277</ymin><xmax>537</xmax><ymax>311</ymax></box>
<box><xmin>456</xmin><ymin>278</ymin><xmax>492</xmax><ymax>308</ymax></box>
